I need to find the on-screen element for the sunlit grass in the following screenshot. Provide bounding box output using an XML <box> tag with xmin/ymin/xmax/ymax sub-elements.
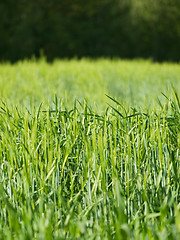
<box><xmin>0</xmin><ymin>59</ymin><xmax>180</xmax><ymax>239</ymax></box>
<box><xmin>0</xmin><ymin>58</ymin><xmax>180</xmax><ymax>109</ymax></box>
<box><xmin>0</xmin><ymin>90</ymin><xmax>180</xmax><ymax>239</ymax></box>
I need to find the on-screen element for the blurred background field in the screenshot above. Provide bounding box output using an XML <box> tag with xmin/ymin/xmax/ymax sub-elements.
<box><xmin>0</xmin><ymin>59</ymin><xmax>180</xmax><ymax>109</ymax></box>
<box><xmin>1</xmin><ymin>0</ymin><xmax>179</xmax><ymax>108</ymax></box>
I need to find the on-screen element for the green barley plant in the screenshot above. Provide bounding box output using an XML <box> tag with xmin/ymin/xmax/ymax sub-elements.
<box><xmin>0</xmin><ymin>89</ymin><xmax>179</xmax><ymax>239</ymax></box>
<box><xmin>0</xmin><ymin>59</ymin><xmax>180</xmax><ymax>239</ymax></box>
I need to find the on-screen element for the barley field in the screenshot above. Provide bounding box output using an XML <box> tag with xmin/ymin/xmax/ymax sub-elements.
<box><xmin>0</xmin><ymin>59</ymin><xmax>180</xmax><ymax>239</ymax></box>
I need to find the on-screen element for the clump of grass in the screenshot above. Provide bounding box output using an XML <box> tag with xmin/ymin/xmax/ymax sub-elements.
<box><xmin>0</xmin><ymin>92</ymin><xmax>179</xmax><ymax>239</ymax></box>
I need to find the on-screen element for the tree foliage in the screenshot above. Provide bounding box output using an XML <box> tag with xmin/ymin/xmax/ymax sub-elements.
<box><xmin>0</xmin><ymin>0</ymin><xmax>179</xmax><ymax>62</ymax></box>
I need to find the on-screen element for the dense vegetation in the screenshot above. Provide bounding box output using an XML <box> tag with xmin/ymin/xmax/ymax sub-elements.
<box><xmin>0</xmin><ymin>59</ymin><xmax>180</xmax><ymax>239</ymax></box>
<box><xmin>0</xmin><ymin>0</ymin><xmax>180</xmax><ymax>62</ymax></box>
<box><xmin>0</xmin><ymin>59</ymin><xmax>180</xmax><ymax>108</ymax></box>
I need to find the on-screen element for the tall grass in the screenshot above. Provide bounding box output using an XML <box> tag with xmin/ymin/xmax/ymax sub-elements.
<box><xmin>0</xmin><ymin>89</ymin><xmax>179</xmax><ymax>239</ymax></box>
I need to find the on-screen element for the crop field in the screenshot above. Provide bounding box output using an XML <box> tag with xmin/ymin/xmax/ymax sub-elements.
<box><xmin>0</xmin><ymin>59</ymin><xmax>180</xmax><ymax>239</ymax></box>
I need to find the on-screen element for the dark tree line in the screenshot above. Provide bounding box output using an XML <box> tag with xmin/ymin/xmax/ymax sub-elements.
<box><xmin>0</xmin><ymin>0</ymin><xmax>180</xmax><ymax>62</ymax></box>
